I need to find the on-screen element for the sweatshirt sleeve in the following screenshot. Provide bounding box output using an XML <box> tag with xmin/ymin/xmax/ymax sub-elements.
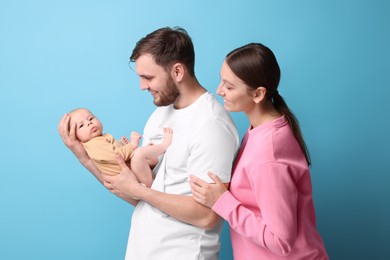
<box><xmin>212</xmin><ymin>162</ymin><xmax>298</xmax><ymax>256</ymax></box>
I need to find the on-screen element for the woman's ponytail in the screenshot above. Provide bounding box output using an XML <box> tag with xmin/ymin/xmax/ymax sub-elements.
<box><xmin>272</xmin><ymin>92</ymin><xmax>311</xmax><ymax>166</ymax></box>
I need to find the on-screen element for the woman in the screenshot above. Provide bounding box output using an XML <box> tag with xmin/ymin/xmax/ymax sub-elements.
<box><xmin>190</xmin><ymin>43</ymin><xmax>328</xmax><ymax>259</ymax></box>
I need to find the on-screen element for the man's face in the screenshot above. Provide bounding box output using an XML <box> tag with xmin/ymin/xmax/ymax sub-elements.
<box><xmin>135</xmin><ymin>54</ymin><xmax>179</xmax><ymax>106</ymax></box>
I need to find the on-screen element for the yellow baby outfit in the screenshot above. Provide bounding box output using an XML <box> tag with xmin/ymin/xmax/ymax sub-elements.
<box><xmin>83</xmin><ymin>133</ymin><xmax>134</xmax><ymax>175</ymax></box>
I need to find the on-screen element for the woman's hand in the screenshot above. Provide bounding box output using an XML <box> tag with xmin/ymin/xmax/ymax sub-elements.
<box><xmin>189</xmin><ymin>172</ymin><xmax>228</xmax><ymax>208</ymax></box>
<box><xmin>58</xmin><ymin>114</ymin><xmax>90</xmax><ymax>164</ymax></box>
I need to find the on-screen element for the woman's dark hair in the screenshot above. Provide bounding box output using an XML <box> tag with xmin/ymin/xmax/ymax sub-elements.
<box><xmin>226</xmin><ymin>43</ymin><xmax>311</xmax><ymax>166</ymax></box>
<box><xmin>130</xmin><ymin>27</ymin><xmax>195</xmax><ymax>77</ymax></box>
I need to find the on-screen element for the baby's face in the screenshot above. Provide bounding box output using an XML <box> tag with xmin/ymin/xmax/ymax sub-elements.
<box><xmin>69</xmin><ymin>109</ymin><xmax>103</xmax><ymax>142</ymax></box>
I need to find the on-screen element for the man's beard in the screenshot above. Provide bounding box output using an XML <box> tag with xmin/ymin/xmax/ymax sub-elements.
<box><xmin>154</xmin><ymin>76</ymin><xmax>180</xmax><ymax>106</ymax></box>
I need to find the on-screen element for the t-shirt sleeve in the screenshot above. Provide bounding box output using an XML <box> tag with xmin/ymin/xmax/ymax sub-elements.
<box><xmin>187</xmin><ymin>118</ymin><xmax>239</xmax><ymax>183</ymax></box>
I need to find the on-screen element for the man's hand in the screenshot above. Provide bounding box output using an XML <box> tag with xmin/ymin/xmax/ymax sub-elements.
<box><xmin>58</xmin><ymin>114</ymin><xmax>90</xmax><ymax>163</ymax></box>
<box><xmin>189</xmin><ymin>172</ymin><xmax>228</xmax><ymax>208</ymax></box>
<box><xmin>103</xmin><ymin>155</ymin><xmax>144</xmax><ymax>205</ymax></box>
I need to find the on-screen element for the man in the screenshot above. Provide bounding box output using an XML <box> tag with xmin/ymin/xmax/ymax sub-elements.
<box><xmin>58</xmin><ymin>27</ymin><xmax>239</xmax><ymax>260</ymax></box>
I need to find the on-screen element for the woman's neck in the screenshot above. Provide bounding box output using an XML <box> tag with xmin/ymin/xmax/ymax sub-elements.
<box><xmin>247</xmin><ymin>101</ymin><xmax>282</xmax><ymax>128</ymax></box>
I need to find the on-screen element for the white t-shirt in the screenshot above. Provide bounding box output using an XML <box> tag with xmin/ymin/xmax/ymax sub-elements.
<box><xmin>125</xmin><ymin>92</ymin><xmax>239</xmax><ymax>260</ymax></box>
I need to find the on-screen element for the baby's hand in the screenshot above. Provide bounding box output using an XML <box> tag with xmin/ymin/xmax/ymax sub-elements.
<box><xmin>121</xmin><ymin>136</ymin><xmax>129</xmax><ymax>144</ymax></box>
<box><xmin>130</xmin><ymin>131</ymin><xmax>142</xmax><ymax>149</ymax></box>
<box><xmin>130</xmin><ymin>131</ymin><xmax>141</xmax><ymax>141</ymax></box>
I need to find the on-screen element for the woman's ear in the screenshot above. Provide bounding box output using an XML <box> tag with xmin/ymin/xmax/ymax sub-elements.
<box><xmin>253</xmin><ymin>86</ymin><xmax>267</xmax><ymax>103</ymax></box>
<box><xmin>171</xmin><ymin>63</ymin><xmax>184</xmax><ymax>82</ymax></box>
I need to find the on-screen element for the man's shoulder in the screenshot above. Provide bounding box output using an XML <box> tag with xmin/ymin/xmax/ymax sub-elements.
<box><xmin>199</xmin><ymin>93</ymin><xmax>234</xmax><ymax>123</ymax></box>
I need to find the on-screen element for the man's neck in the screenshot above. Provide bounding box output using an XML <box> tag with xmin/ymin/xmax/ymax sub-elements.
<box><xmin>173</xmin><ymin>79</ymin><xmax>206</xmax><ymax>109</ymax></box>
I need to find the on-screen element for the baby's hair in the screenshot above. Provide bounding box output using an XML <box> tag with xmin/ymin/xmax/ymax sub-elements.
<box><xmin>68</xmin><ymin>107</ymin><xmax>90</xmax><ymax>115</ymax></box>
<box><xmin>67</xmin><ymin>107</ymin><xmax>91</xmax><ymax>131</ymax></box>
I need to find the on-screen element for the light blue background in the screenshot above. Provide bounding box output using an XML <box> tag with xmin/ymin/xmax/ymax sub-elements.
<box><xmin>1</xmin><ymin>1</ymin><xmax>389</xmax><ymax>259</ymax></box>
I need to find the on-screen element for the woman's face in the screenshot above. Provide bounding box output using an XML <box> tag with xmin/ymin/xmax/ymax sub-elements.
<box><xmin>217</xmin><ymin>61</ymin><xmax>256</xmax><ymax>113</ymax></box>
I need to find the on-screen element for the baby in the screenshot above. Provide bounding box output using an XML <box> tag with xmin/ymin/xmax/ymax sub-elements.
<box><xmin>68</xmin><ymin>108</ymin><xmax>172</xmax><ymax>187</ymax></box>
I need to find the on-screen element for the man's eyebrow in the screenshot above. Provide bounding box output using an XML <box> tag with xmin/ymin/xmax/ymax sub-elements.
<box><xmin>140</xmin><ymin>74</ymin><xmax>153</xmax><ymax>79</ymax></box>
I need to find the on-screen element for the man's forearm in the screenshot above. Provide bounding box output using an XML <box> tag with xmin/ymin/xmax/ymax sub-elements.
<box><xmin>120</xmin><ymin>196</ymin><xmax>139</xmax><ymax>207</ymax></box>
<box><xmin>80</xmin><ymin>158</ymin><xmax>103</xmax><ymax>184</ymax></box>
<box><xmin>136</xmin><ymin>185</ymin><xmax>221</xmax><ymax>230</ymax></box>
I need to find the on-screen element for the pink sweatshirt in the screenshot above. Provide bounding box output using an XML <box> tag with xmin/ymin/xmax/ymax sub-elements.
<box><xmin>212</xmin><ymin>116</ymin><xmax>328</xmax><ymax>260</ymax></box>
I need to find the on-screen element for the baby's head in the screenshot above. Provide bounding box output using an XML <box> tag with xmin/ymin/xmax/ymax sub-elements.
<box><xmin>68</xmin><ymin>108</ymin><xmax>103</xmax><ymax>142</ymax></box>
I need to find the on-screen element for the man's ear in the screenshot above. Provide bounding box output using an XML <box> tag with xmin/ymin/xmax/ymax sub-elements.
<box><xmin>171</xmin><ymin>63</ymin><xmax>184</xmax><ymax>82</ymax></box>
<box><xmin>253</xmin><ymin>86</ymin><xmax>267</xmax><ymax>103</ymax></box>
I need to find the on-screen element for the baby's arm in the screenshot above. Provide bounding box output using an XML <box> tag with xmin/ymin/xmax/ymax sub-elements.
<box><xmin>121</xmin><ymin>131</ymin><xmax>141</xmax><ymax>150</ymax></box>
<box><xmin>131</xmin><ymin>128</ymin><xmax>173</xmax><ymax>187</ymax></box>
<box><xmin>130</xmin><ymin>131</ymin><xmax>141</xmax><ymax>150</ymax></box>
